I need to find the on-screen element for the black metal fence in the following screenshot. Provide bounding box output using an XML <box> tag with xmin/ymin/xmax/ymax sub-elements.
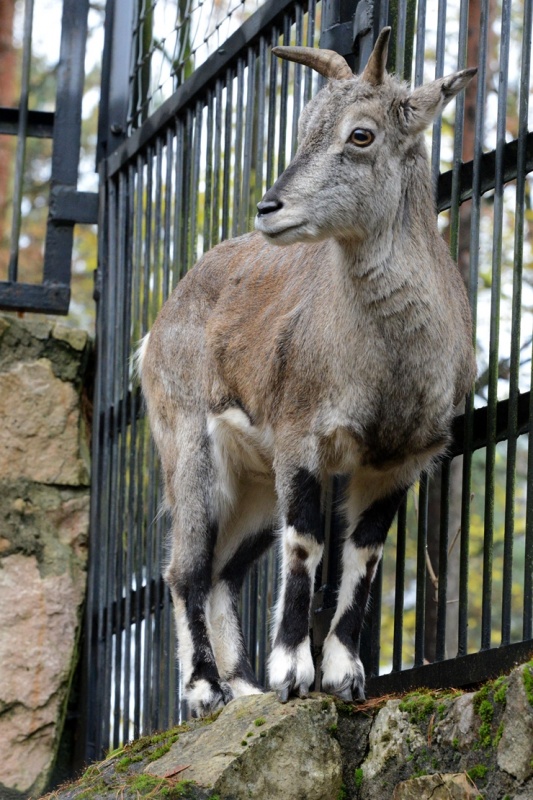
<box><xmin>83</xmin><ymin>0</ymin><xmax>533</xmax><ymax>764</ymax></box>
<box><xmin>0</xmin><ymin>0</ymin><xmax>97</xmax><ymax>314</ymax></box>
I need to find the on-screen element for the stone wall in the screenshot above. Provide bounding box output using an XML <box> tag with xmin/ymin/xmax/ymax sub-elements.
<box><xmin>0</xmin><ymin>314</ymin><xmax>92</xmax><ymax>800</ymax></box>
<box><xmin>41</xmin><ymin>660</ymin><xmax>533</xmax><ymax>800</ymax></box>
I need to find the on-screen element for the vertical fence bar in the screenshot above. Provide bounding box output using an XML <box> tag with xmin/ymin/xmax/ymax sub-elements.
<box><xmin>392</xmin><ymin>499</ymin><xmax>407</xmax><ymax>672</ymax></box>
<box><xmin>481</xmin><ymin>0</ymin><xmax>512</xmax><ymax>651</ymax></box>
<box><xmin>458</xmin><ymin>0</ymin><xmax>489</xmax><ymax>659</ymax></box>
<box><xmin>7</xmin><ymin>0</ymin><xmax>34</xmax><ymax>282</ymax></box>
<box><xmin>414</xmin><ymin>476</ymin><xmax>429</xmax><ymax>667</ymax></box>
<box><xmin>435</xmin><ymin>462</ymin><xmax>451</xmax><ymax>661</ymax></box>
<box><xmin>430</xmin><ymin>0</ymin><xmax>447</xmax><ymax>182</ymax></box>
<box><xmin>522</xmin><ymin>0</ymin><xmax>533</xmax><ymax>642</ymax></box>
<box><xmin>212</xmin><ymin>80</ymin><xmax>224</xmax><ymax>248</ymax></box>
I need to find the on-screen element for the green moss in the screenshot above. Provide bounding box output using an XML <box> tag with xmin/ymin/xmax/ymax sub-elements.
<box><xmin>473</xmin><ymin>685</ymin><xmax>489</xmax><ymax>712</ymax></box>
<box><xmin>452</xmin><ymin>738</ymin><xmax>459</xmax><ymax>750</ymax></box>
<box><xmin>171</xmin><ymin>779</ymin><xmax>198</xmax><ymax>798</ymax></box>
<box><xmin>246</xmin><ymin>731</ymin><xmax>254</xmax><ymax>738</ymax></box>
<box><xmin>523</xmin><ymin>662</ymin><xmax>533</xmax><ymax>706</ymax></box>
<box><xmin>337</xmin><ymin>784</ymin><xmax>348</xmax><ymax>800</ymax></box>
<box><xmin>354</xmin><ymin>768</ymin><xmax>363</xmax><ymax>789</ymax></box>
<box><xmin>466</xmin><ymin>764</ymin><xmax>488</xmax><ymax>781</ymax></box>
<box><xmin>127</xmin><ymin>774</ymin><xmax>165</xmax><ymax>795</ymax></box>
<box><xmin>493</xmin><ymin>676</ymin><xmax>508</xmax><ymax>705</ymax></box>
<box><xmin>493</xmin><ymin>722</ymin><xmax>504</xmax><ymax>747</ymax></box>
<box><xmin>329</xmin><ymin>723</ymin><xmax>338</xmax><ymax>734</ymax></box>
<box><xmin>478</xmin><ymin>700</ymin><xmax>494</xmax><ymax>724</ymax></box>
<box><xmin>147</xmin><ymin>742</ymin><xmax>174</xmax><ymax>762</ymax></box>
<box><xmin>437</xmin><ymin>703</ymin><xmax>446</xmax><ymax>719</ymax></box>
<box><xmin>106</xmin><ymin>744</ymin><xmax>126</xmax><ymax>759</ymax></box>
<box><xmin>81</xmin><ymin>765</ymin><xmax>100</xmax><ymax>781</ymax></box>
<box><xmin>473</xmin><ymin>688</ymin><xmax>495</xmax><ymax>748</ymax></box>
<box><xmin>116</xmin><ymin>756</ymin><xmax>133</xmax><ymax>772</ymax></box>
<box><xmin>398</xmin><ymin>692</ymin><xmax>436</xmax><ymax>724</ymax></box>
<box><xmin>254</xmin><ymin>716</ymin><xmax>267</xmax><ymax>726</ymax></box>
<box><xmin>77</xmin><ymin>786</ymin><xmax>108</xmax><ymax>800</ymax></box>
<box><xmin>124</xmin><ymin>775</ymin><xmax>197</xmax><ymax>799</ymax></box>
<box><xmin>241</xmin><ymin>739</ymin><xmax>248</xmax><ymax>746</ymax></box>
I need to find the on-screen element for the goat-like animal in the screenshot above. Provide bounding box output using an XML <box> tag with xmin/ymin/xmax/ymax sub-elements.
<box><xmin>140</xmin><ymin>28</ymin><xmax>477</xmax><ymax>715</ymax></box>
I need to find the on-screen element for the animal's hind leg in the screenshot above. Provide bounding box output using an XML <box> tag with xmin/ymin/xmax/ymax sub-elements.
<box><xmin>163</xmin><ymin>425</ymin><xmax>232</xmax><ymax>717</ymax></box>
<box><xmin>208</xmin><ymin>529</ymin><xmax>276</xmax><ymax>696</ymax></box>
<box><xmin>321</xmin><ymin>474</ymin><xmax>407</xmax><ymax>701</ymax></box>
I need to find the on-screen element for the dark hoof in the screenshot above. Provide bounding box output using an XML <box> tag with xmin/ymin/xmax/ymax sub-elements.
<box><xmin>190</xmin><ymin>680</ymin><xmax>234</xmax><ymax>717</ymax></box>
<box><xmin>334</xmin><ymin>686</ymin><xmax>353</xmax><ymax>702</ymax></box>
<box><xmin>276</xmin><ymin>684</ymin><xmax>290</xmax><ymax>703</ymax></box>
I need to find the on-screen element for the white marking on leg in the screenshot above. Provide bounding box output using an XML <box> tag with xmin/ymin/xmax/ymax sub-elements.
<box><xmin>186</xmin><ymin>679</ymin><xmax>224</xmax><ymax>712</ymax></box>
<box><xmin>329</xmin><ymin>539</ymin><xmax>382</xmax><ymax>630</ymax></box>
<box><xmin>272</xmin><ymin>525</ymin><xmax>324</xmax><ymax>638</ymax></box>
<box><xmin>268</xmin><ymin>638</ymin><xmax>315</xmax><ymax>690</ymax></box>
<box><xmin>321</xmin><ymin>632</ymin><xmax>365</xmax><ymax>690</ymax></box>
<box><xmin>172</xmin><ymin>595</ymin><xmax>194</xmax><ymax>687</ymax></box>
<box><xmin>206</xmin><ymin>580</ymin><xmax>242</xmax><ymax>679</ymax></box>
<box><xmin>229</xmin><ymin>677</ymin><xmax>263</xmax><ymax>698</ymax></box>
<box><xmin>321</xmin><ymin>540</ymin><xmax>380</xmax><ymax>692</ymax></box>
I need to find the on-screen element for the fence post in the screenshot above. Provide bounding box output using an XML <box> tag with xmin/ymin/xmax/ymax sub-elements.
<box><xmin>320</xmin><ymin>0</ymin><xmax>386</xmax><ymax>72</ymax></box>
<box><xmin>97</xmin><ymin>0</ymin><xmax>136</xmax><ymax>163</ymax></box>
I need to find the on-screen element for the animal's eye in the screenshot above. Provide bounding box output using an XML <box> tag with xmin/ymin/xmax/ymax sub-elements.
<box><xmin>348</xmin><ymin>128</ymin><xmax>375</xmax><ymax>147</ymax></box>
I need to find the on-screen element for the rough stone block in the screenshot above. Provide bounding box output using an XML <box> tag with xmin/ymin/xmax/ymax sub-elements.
<box><xmin>392</xmin><ymin>773</ymin><xmax>479</xmax><ymax>799</ymax></box>
<box><xmin>0</xmin><ymin>358</ymin><xmax>89</xmax><ymax>486</ymax></box>
<box><xmin>0</xmin><ymin>314</ymin><xmax>91</xmax><ymax>799</ymax></box>
<box><xmin>0</xmin><ymin>553</ymin><xmax>85</xmax><ymax>793</ymax></box>
<box><xmin>146</xmin><ymin>693</ymin><xmax>342</xmax><ymax>800</ymax></box>
<box><xmin>497</xmin><ymin>664</ymin><xmax>533</xmax><ymax>782</ymax></box>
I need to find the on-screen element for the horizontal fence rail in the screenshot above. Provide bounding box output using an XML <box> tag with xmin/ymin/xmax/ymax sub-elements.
<box><xmin>85</xmin><ymin>0</ymin><xmax>533</xmax><ymax>763</ymax></box>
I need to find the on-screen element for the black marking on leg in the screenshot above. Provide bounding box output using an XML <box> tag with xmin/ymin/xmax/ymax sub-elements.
<box><xmin>286</xmin><ymin>469</ymin><xmax>323</xmax><ymax>541</ymax></box>
<box><xmin>351</xmin><ymin>487</ymin><xmax>407</xmax><ymax>549</ymax></box>
<box><xmin>170</xmin><ymin>519</ymin><xmax>222</xmax><ymax>687</ymax></box>
<box><xmin>217</xmin><ymin>529</ymin><xmax>275</xmax><ymax>688</ymax></box>
<box><xmin>220</xmin><ymin>528</ymin><xmax>275</xmax><ymax>589</ymax></box>
<box><xmin>276</xmin><ymin>563</ymin><xmax>312</xmax><ymax>649</ymax></box>
<box><xmin>334</xmin><ymin>554</ymin><xmax>380</xmax><ymax>656</ymax></box>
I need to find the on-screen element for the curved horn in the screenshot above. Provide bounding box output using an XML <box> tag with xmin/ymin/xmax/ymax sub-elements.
<box><xmin>272</xmin><ymin>45</ymin><xmax>353</xmax><ymax>81</ymax></box>
<box><xmin>361</xmin><ymin>27</ymin><xmax>391</xmax><ymax>85</ymax></box>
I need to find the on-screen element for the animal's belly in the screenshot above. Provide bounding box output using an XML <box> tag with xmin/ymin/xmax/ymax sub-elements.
<box><xmin>207</xmin><ymin>407</ymin><xmax>275</xmax><ymax>480</ymax></box>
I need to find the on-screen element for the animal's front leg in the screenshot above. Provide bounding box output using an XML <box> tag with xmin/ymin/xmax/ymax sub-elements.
<box><xmin>321</xmin><ymin>486</ymin><xmax>406</xmax><ymax>701</ymax></box>
<box><xmin>269</xmin><ymin>468</ymin><xmax>324</xmax><ymax>701</ymax></box>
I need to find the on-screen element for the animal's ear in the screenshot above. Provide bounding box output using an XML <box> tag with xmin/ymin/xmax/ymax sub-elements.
<box><xmin>400</xmin><ymin>68</ymin><xmax>477</xmax><ymax>134</ymax></box>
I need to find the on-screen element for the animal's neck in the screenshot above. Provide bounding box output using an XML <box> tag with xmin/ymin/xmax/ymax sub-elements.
<box><xmin>331</xmin><ymin>162</ymin><xmax>439</xmax><ymax>330</ymax></box>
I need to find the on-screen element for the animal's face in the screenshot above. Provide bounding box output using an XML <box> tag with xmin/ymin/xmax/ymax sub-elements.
<box><xmin>255</xmin><ymin>48</ymin><xmax>475</xmax><ymax>247</ymax></box>
<box><xmin>255</xmin><ymin>76</ymin><xmax>416</xmax><ymax>245</ymax></box>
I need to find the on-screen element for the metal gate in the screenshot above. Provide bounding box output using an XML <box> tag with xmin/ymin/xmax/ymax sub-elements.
<box><xmin>84</xmin><ymin>0</ymin><xmax>533</xmax><ymax>763</ymax></box>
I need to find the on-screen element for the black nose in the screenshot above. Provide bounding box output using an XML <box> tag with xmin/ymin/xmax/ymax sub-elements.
<box><xmin>257</xmin><ymin>197</ymin><xmax>283</xmax><ymax>216</ymax></box>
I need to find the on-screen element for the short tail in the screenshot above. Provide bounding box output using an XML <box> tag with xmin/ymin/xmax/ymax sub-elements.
<box><xmin>133</xmin><ymin>333</ymin><xmax>150</xmax><ymax>380</ymax></box>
